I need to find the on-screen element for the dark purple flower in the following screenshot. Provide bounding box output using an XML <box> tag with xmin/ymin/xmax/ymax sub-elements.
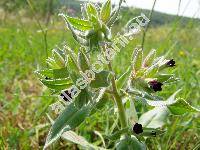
<box><xmin>166</xmin><ymin>59</ymin><xmax>175</xmax><ymax>67</ymax></box>
<box><xmin>60</xmin><ymin>89</ymin><xmax>72</xmax><ymax>102</ymax></box>
<box><xmin>149</xmin><ymin>80</ymin><xmax>163</xmax><ymax>92</ymax></box>
<box><xmin>133</xmin><ymin>123</ymin><xmax>143</xmax><ymax>134</ymax></box>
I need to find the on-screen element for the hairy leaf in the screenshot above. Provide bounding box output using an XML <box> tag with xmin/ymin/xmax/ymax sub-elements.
<box><xmin>91</xmin><ymin>94</ymin><xmax>109</xmax><ymax>115</ymax></box>
<box><xmin>66</xmin><ymin>16</ymin><xmax>92</xmax><ymax>31</ymax></box>
<box><xmin>52</xmin><ymin>49</ymin><xmax>66</xmax><ymax>67</ymax></box>
<box><xmin>62</xmin><ymin>130</ymin><xmax>92</xmax><ymax>148</ymax></box>
<box><xmin>91</xmin><ymin>15</ymin><xmax>102</xmax><ymax>30</ymax></box>
<box><xmin>106</xmin><ymin>128</ymin><xmax>129</xmax><ymax>141</ymax></box>
<box><xmin>144</xmin><ymin>89</ymin><xmax>181</xmax><ymax>107</ymax></box>
<box><xmin>168</xmin><ymin>98</ymin><xmax>200</xmax><ymax>115</ymax></box>
<box><xmin>144</xmin><ymin>56</ymin><xmax>164</xmax><ymax>77</ymax></box>
<box><xmin>142</xmin><ymin>49</ymin><xmax>156</xmax><ymax>68</ymax></box>
<box><xmin>94</xmin><ymin>94</ymin><xmax>109</xmax><ymax>111</ymax></box>
<box><xmin>116</xmin><ymin>136</ymin><xmax>146</xmax><ymax>150</ymax></box>
<box><xmin>116</xmin><ymin>67</ymin><xmax>131</xmax><ymax>89</ymax></box>
<box><xmin>78</xmin><ymin>49</ymin><xmax>90</xmax><ymax>72</ymax></box>
<box><xmin>67</xmin><ymin>56</ymin><xmax>81</xmax><ymax>83</ymax></box>
<box><xmin>102</xmin><ymin>23</ymin><xmax>112</xmax><ymax>40</ymax></box>
<box><xmin>35</xmin><ymin>69</ymin><xmax>54</xmax><ymax>79</ymax></box>
<box><xmin>140</xmin><ymin>128</ymin><xmax>165</xmax><ymax>137</ymax></box>
<box><xmin>62</xmin><ymin>130</ymin><xmax>105</xmax><ymax>150</ymax></box>
<box><xmin>46</xmin><ymin>57</ymin><xmax>60</xmax><ymax>69</ymax></box>
<box><xmin>156</xmin><ymin>74</ymin><xmax>174</xmax><ymax>83</ymax></box>
<box><xmin>35</xmin><ymin>67</ymin><xmax>70</xmax><ymax>80</ymax></box>
<box><xmin>44</xmin><ymin>103</ymin><xmax>91</xmax><ymax>149</ymax></box>
<box><xmin>75</xmin><ymin>88</ymin><xmax>92</xmax><ymax>109</ymax></box>
<box><xmin>53</xmin><ymin>67</ymin><xmax>69</xmax><ymax>79</ymax></box>
<box><xmin>138</xmin><ymin>107</ymin><xmax>169</xmax><ymax>128</ymax></box>
<box><xmin>126</xmin><ymin>99</ymin><xmax>138</xmax><ymax>124</ymax></box>
<box><xmin>47</xmin><ymin>115</ymin><xmax>105</xmax><ymax>150</ymax></box>
<box><xmin>131</xmin><ymin>78</ymin><xmax>153</xmax><ymax>93</ymax></box>
<box><xmin>40</xmin><ymin>78</ymin><xmax>73</xmax><ymax>90</ymax></box>
<box><xmin>101</xmin><ymin>0</ymin><xmax>111</xmax><ymax>23</ymax></box>
<box><xmin>107</xmin><ymin>0</ymin><xmax>123</xmax><ymax>27</ymax></box>
<box><xmin>86</xmin><ymin>3</ymin><xmax>99</xmax><ymax>18</ymax></box>
<box><xmin>132</xmin><ymin>48</ymin><xmax>143</xmax><ymax>74</ymax></box>
<box><xmin>90</xmin><ymin>71</ymin><xmax>110</xmax><ymax>88</ymax></box>
<box><xmin>59</xmin><ymin>14</ymin><xmax>89</xmax><ymax>46</ymax></box>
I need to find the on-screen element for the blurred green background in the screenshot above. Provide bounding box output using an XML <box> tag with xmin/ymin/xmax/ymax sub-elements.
<box><xmin>0</xmin><ymin>0</ymin><xmax>200</xmax><ymax>149</ymax></box>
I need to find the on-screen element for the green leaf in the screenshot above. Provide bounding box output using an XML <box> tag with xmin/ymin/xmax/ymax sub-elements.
<box><xmin>66</xmin><ymin>16</ymin><xmax>92</xmax><ymax>31</ymax></box>
<box><xmin>126</xmin><ymin>99</ymin><xmax>138</xmax><ymax>124</ymax></box>
<box><xmin>91</xmin><ymin>94</ymin><xmax>109</xmax><ymax>115</ymax></box>
<box><xmin>67</xmin><ymin>56</ymin><xmax>81</xmax><ymax>83</ymax></box>
<box><xmin>142</xmin><ymin>49</ymin><xmax>156</xmax><ymax>68</ymax></box>
<box><xmin>62</xmin><ymin>130</ymin><xmax>93</xmax><ymax>149</ymax></box>
<box><xmin>46</xmin><ymin>57</ymin><xmax>60</xmax><ymax>69</ymax></box>
<box><xmin>131</xmin><ymin>78</ymin><xmax>153</xmax><ymax>93</ymax></box>
<box><xmin>86</xmin><ymin>3</ymin><xmax>99</xmax><ymax>18</ymax></box>
<box><xmin>44</xmin><ymin>103</ymin><xmax>91</xmax><ymax>149</ymax></box>
<box><xmin>144</xmin><ymin>89</ymin><xmax>181</xmax><ymax>107</ymax></box>
<box><xmin>116</xmin><ymin>136</ymin><xmax>146</xmax><ymax>150</ymax></box>
<box><xmin>85</xmin><ymin>30</ymin><xmax>99</xmax><ymax>51</ymax></box>
<box><xmin>35</xmin><ymin>67</ymin><xmax>69</xmax><ymax>80</ymax></box>
<box><xmin>168</xmin><ymin>98</ymin><xmax>200</xmax><ymax>115</ymax></box>
<box><xmin>126</xmin><ymin>88</ymin><xmax>155</xmax><ymax>101</ymax></box>
<box><xmin>106</xmin><ymin>128</ymin><xmax>129</xmax><ymax>141</ymax></box>
<box><xmin>62</xmin><ymin>130</ymin><xmax>105</xmax><ymax>150</ymax></box>
<box><xmin>124</xmin><ymin>16</ymin><xmax>141</xmax><ymax>36</ymax></box>
<box><xmin>107</xmin><ymin>0</ymin><xmax>123</xmax><ymax>27</ymax></box>
<box><xmin>40</xmin><ymin>78</ymin><xmax>73</xmax><ymax>90</ymax></box>
<box><xmin>35</xmin><ymin>69</ymin><xmax>54</xmax><ymax>79</ymax></box>
<box><xmin>81</xmin><ymin>4</ymin><xmax>88</xmax><ymax>19</ymax></box>
<box><xmin>101</xmin><ymin>0</ymin><xmax>111</xmax><ymax>23</ymax></box>
<box><xmin>94</xmin><ymin>94</ymin><xmax>108</xmax><ymax>111</ymax></box>
<box><xmin>132</xmin><ymin>47</ymin><xmax>143</xmax><ymax>73</ymax></box>
<box><xmin>90</xmin><ymin>71</ymin><xmax>110</xmax><ymax>88</ymax></box>
<box><xmin>116</xmin><ymin>67</ymin><xmax>131</xmax><ymax>89</ymax></box>
<box><xmin>47</xmin><ymin>115</ymin><xmax>105</xmax><ymax>150</ymax></box>
<box><xmin>85</xmin><ymin>29</ymin><xmax>96</xmax><ymax>38</ymax></box>
<box><xmin>156</xmin><ymin>74</ymin><xmax>174</xmax><ymax>83</ymax></box>
<box><xmin>102</xmin><ymin>23</ymin><xmax>112</xmax><ymax>40</ymax></box>
<box><xmin>53</xmin><ymin>67</ymin><xmax>69</xmax><ymax>79</ymax></box>
<box><xmin>59</xmin><ymin>14</ymin><xmax>89</xmax><ymax>46</ymax></box>
<box><xmin>140</xmin><ymin>128</ymin><xmax>165</xmax><ymax>137</ymax></box>
<box><xmin>78</xmin><ymin>49</ymin><xmax>90</xmax><ymax>72</ymax></box>
<box><xmin>138</xmin><ymin>107</ymin><xmax>169</xmax><ymax>128</ymax></box>
<box><xmin>91</xmin><ymin>15</ymin><xmax>102</xmax><ymax>30</ymax></box>
<box><xmin>52</xmin><ymin>49</ymin><xmax>66</xmax><ymax>67</ymax></box>
<box><xmin>144</xmin><ymin>56</ymin><xmax>164</xmax><ymax>77</ymax></box>
<box><xmin>75</xmin><ymin>88</ymin><xmax>92</xmax><ymax>109</ymax></box>
<box><xmin>107</xmin><ymin>7</ymin><xmax>119</xmax><ymax>27</ymax></box>
<box><xmin>88</xmin><ymin>31</ymin><xmax>100</xmax><ymax>51</ymax></box>
<box><xmin>53</xmin><ymin>48</ymin><xmax>66</xmax><ymax>60</ymax></box>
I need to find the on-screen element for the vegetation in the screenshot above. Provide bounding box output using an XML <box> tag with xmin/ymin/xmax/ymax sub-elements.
<box><xmin>0</xmin><ymin>0</ymin><xmax>200</xmax><ymax>149</ymax></box>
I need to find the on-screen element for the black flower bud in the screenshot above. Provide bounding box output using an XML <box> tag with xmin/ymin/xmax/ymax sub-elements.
<box><xmin>149</xmin><ymin>80</ymin><xmax>163</xmax><ymax>92</ymax></box>
<box><xmin>166</xmin><ymin>59</ymin><xmax>175</xmax><ymax>67</ymax></box>
<box><xmin>133</xmin><ymin>123</ymin><xmax>143</xmax><ymax>134</ymax></box>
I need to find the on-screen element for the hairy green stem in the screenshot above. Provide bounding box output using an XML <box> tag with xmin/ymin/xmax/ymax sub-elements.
<box><xmin>108</xmin><ymin>63</ymin><xmax>127</xmax><ymax>128</ymax></box>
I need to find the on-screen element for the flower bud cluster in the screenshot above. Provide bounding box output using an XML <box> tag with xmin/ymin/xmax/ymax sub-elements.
<box><xmin>129</xmin><ymin>48</ymin><xmax>176</xmax><ymax>94</ymax></box>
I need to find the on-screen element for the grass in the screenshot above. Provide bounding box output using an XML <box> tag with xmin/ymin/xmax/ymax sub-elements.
<box><xmin>0</xmin><ymin>10</ymin><xmax>200</xmax><ymax>149</ymax></box>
